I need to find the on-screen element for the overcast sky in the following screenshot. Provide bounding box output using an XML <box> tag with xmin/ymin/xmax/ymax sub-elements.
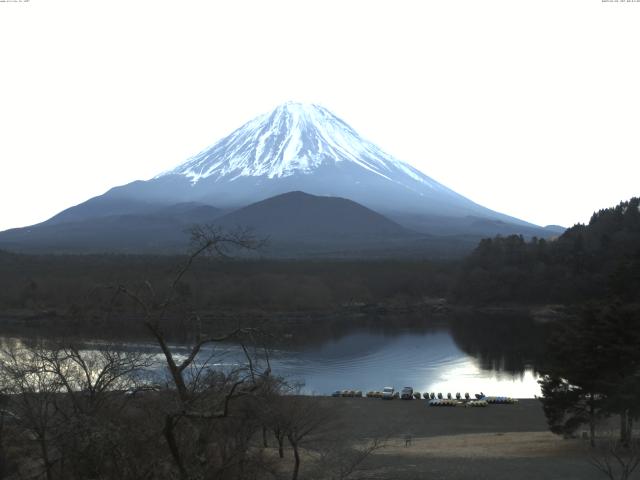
<box><xmin>1</xmin><ymin>0</ymin><xmax>638</xmax><ymax>232</ymax></box>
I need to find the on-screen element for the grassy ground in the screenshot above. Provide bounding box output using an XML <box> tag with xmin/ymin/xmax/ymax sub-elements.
<box><xmin>282</xmin><ymin>398</ymin><xmax>606</xmax><ymax>479</ymax></box>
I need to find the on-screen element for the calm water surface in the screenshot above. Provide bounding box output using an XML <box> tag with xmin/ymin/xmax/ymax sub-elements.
<box><xmin>267</xmin><ymin>329</ymin><xmax>541</xmax><ymax>397</ymax></box>
<box><xmin>1</xmin><ymin>322</ymin><xmax>544</xmax><ymax>398</ymax></box>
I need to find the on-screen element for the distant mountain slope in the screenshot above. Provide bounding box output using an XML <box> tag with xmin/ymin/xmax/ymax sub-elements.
<box><xmin>214</xmin><ymin>191</ymin><xmax>410</xmax><ymax>239</ymax></box>
<box><xmin>393</xmin><ymin>214</ymin><xmax>566</xmax><ymax>237</ymax></box>
<box><xmin>0</xmin><ymin>203</ymin><xmax>222</xmax><ymax>253</ymax></box>
<box><xmin>29</xmin><ymin>102</ymin><xmax>551</xmax><ymax>239</ymax></box>
<box><xmin>0</xmin><ymin>193</ymin><xmax>414</xmax><ymax>254</ymax></box>
<box><xmin>0</xmin><ymin>192</ymin><xmax>481</xmax><ymax>258</ymax></box>
<box><xmin>0</xmin><ymin>102</ymin><xmax>561</xmax><ymax>255</ymax></box>
<box><xmin>150</xmin><ymin>102</ymin><xmax>538</xmax><ymax>228</ymax></box>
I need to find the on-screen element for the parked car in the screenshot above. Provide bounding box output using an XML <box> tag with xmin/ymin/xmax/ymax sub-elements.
<box><xmin>401</xmin><ymin>387</ymin><xmax>414</xmax><ymax>399</ymax></box>
<box><xmin>381</xmin><ymin>386</ymin><xmax>395</xmax><ymax>400</ymax></box>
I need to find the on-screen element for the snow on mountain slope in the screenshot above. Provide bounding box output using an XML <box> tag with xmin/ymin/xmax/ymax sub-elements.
<box><xmin>0</xmin><ymin>101</ymin><xmax>554</xmax><ymax>254</ymax></box>
<box><xmin>148</xmin><ymin>101</ymin><xmax>541</xmax><ymax>227</ymax></box>
<box><xmin>26</xmin><ymin>101</ymin><xmax>543</xmax><ymax>236</ymax></box>
<box><xmin>158</xmin><ymin>102</ymin><xmax>447</xmax><ymax>194</ymax></box>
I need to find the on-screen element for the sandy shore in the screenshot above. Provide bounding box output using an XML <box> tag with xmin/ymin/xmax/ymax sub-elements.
<box><xmin>379</xmin><ymin>431</ymin><xmax>581</xmax><ymax>458</ymax></box>
<box><xmin>298</xmin><ymin>398</ymin><xmax>604</xmax><ymax>479</ymax></box>
<box><xmin>318</xmin><ymin>397</ymin><xmax>551</xmax><ymax>438</ymax></box>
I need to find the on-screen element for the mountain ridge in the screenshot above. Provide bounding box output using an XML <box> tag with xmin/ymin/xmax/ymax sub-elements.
<box><xmin>214</xmin><ymin>191</ymin><xmax>412</xmax><ymax>239</ymax></box>
<box><xmin>158</xmin><ymin>102</ymin><xmax>437</xmax><ymax>187</ymax></box>
<box><xmin>0</xmin><ymin>192</ymin><xmax>430</xmax><ymax>256</ymax></box>
<box><xmin>145</xmin><ymin>102</ymin><xmax>537</xmax><ymax>226</ymax></box>
<box><xmin>0</xmin><ymin>102</ymin><xmax>562</xmax><ymax>255</ymax></box>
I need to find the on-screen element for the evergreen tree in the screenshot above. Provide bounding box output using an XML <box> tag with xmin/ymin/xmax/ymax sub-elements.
<box><xmin>539</xmin><ymin>303</ymin><xmax>640</xmax><ymax>446</ymax></box>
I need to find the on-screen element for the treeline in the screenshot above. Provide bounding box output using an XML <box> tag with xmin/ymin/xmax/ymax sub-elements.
<box><xmin>455</xmin><ymin>197</ymin><xmax>640</xmax><ymax>304</ymax></box>
<box><xmin>449</xmin><ymin>312</ymin><xmax>550</xmax><ymax>375</ymax></box>
<box><xmin>1</xmin><ymin>197</ymin><xmax>638</xmax><ymax>318</ymax></box>
<box><xmin>0</xmin><ymin>336</ymin><xmax>379</xmax><ymax>480</ymax></box>
<box><xmin>0</xmin><ymin>229</ymin><xmax>384</xmax><ymax>480</ymax></box>
<box><xmin>538</xmin><ymin>302</ymin><xmax>640</xmax><ymax>449</ymax></box>
<box><xmin>0</xmin><ymin>254</ymin><xmax>454</xmax><ymax>315</ymax></box>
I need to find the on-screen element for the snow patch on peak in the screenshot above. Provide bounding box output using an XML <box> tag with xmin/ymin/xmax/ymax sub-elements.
<box><xmin>157</xmin><ymin>102</ymin><xmax>445</xmax><ymax>192</ymax></box>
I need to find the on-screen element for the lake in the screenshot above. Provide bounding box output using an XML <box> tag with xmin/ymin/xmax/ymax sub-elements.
<box><xmin>0</xmin><ymin>314</ymin><xmax>546</xmax><ymax>398</ymax></box>
<box><xmin>265</xmin><ymin>328</ymin><xmax>541</xmax><ymax>397</ymax></box>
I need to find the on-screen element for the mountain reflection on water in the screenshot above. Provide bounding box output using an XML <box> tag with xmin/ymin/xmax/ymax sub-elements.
<box><xmin>270</xmin><ymin>328</ymin><xmax>542</xmax><ymax>398</ymax></box>
<box><xmin>0</xmin><ymin>313</ymin><xmax>548</xmax><ymax>398</ymax></box>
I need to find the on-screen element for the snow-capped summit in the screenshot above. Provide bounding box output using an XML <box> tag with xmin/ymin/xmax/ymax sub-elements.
<box><xmin>140</xmin><ymin>102</ymin><xmax>541</xmax><ymax>227</ymax></box>
<box><xmin>15</xmin><ymin>101</ymin><xmax>545</xmax><ymax>244</ymax></box>
<box><xmin>159</xmin><ymin>101</ymin><xmax>443</xmax><ymax>192</ymax></box>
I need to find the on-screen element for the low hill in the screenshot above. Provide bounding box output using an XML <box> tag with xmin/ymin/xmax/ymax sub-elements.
<box><xmin>0</xmin><ymin>191</ymin><xmax>490</xmax><ymax>258</ymax></box>
<box><xmin>214</xmin><ymin>191</ymin><xmax>411</xmax><ymax>240</ymax></box>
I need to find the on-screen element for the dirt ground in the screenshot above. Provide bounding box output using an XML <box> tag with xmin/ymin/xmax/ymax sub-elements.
<box><xmin>291</xmin><ymin>398</ymin><xmax>609</xmax><ymax>479</ymax></box>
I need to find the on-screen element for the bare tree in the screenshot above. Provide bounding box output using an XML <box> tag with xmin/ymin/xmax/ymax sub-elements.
<box><xmin>0</xmin><ymin>225</ymin><xmax>272</xmax><ymax>480</ymax></box>
<box><xmin>106</xmin><ymin>225</ymin><xmax>270</xmax><ymax>479</ymax></box>
<box><xmin>589</xmin><ymin>435</ymin><xmax>640</xmax><ymax>480</ymax></box>
<box><xmin>280</xmin><ymin>395</ymin><xmax>333</xmax><ymax>480</ymax></box>
<box><xmin>0</xmin><ymin>341</ymin><xmax>159</xmax><ymax>480</ymax></box>
<box><xmin>0</xmin><ymin>395</ymin><xmax>7</xmax><ymax>480</ymax></box>
<box><xmin>0</xmin><ymin>390</ymin><xmax>21</xmax><ymax>479</ymax></box>
<box><xmin>0</xmin><ymin>346</ymin><xmax>62</xmax><ymax>480</ymax></box>
<box><xmin>258</xmin><ymin>378</ymin><xmax>296</xmax><ymax>459</ymax></box>
<box><xmin>310</xmin><ymin>437</ymin><xmax>386</xmax><ymax>480</ymax></box>
<box><xmin>38</xmin><ymin>344</ymin><xmax>152</xmax><ymax>414</ymax></box>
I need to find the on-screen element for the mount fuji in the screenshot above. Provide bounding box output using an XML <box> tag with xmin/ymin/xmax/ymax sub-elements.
<box><xmin>147</xmin><ymin>102</ymin><xmax>498</xmax><ymax>220</ymax></box>
<box><xmin>0</xmin><ymin>102</ymin><xmax>559</xmax><ymax>255</ymax></box>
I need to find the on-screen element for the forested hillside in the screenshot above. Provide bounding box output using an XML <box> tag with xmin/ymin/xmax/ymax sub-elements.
<box><xmin>1</xmin><ymin>198</ymin><xmax>638</xmax><ymax>317</ymax></box>
<box><xmin>455</xmin><ymin>197</ymin><xmax>640</xmax><ymax>304</ymax></box>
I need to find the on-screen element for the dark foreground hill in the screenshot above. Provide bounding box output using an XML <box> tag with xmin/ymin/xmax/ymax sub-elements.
<box><xmin>0</xmin><ymin>189</ymin><xmax>488</xmax><ymax>257</ymax></box>
<box><xmin>214</xmin><ymin>191</ymin><xmax>410</xmax><ymax>239</ymax></box>
<box><xmin>0</xmin><ymin>191</ymin><xmax>476</xmax><ymax>257</ymax></box>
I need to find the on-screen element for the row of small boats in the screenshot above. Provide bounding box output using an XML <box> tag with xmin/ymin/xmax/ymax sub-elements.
<box><xmin>332</xmin><ymin>390</ymin><xmax>364</xmax><ymax>397</ymax></box>
<box><xmin>429</xmin><ymin>399</ymin><xmax>488</xmax><ymax>407</ymax></box>
<box><xmin>484</xmin><ymin>396</ymin><xmax>519</xmax><ymax>404</ymax></box>
<box><xmin>429</xmin><ymin>397</ymin><xmax>518</xmax><ymax>406</ymax></box>
<box><xmin>332</xmin><ymin>390</ymin><xmax>519</xmax><ymax>405</ymax></box>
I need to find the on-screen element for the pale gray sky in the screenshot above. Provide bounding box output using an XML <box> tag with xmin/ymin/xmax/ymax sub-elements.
<box><xmin>1</xmin><ymin>0</ymin><xmax>638</xmax><ymax>232</ymax></box>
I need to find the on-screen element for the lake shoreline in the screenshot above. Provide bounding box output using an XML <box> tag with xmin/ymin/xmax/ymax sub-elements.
<box><xmin>0</xmin><ymin>304</ymin><xmax>551</xmax><ymax>400</ymax></box>
<box><xmin>0</xmin><ymin>300</ymin><xmax>567</xmax><ymax>340</ymax></box>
